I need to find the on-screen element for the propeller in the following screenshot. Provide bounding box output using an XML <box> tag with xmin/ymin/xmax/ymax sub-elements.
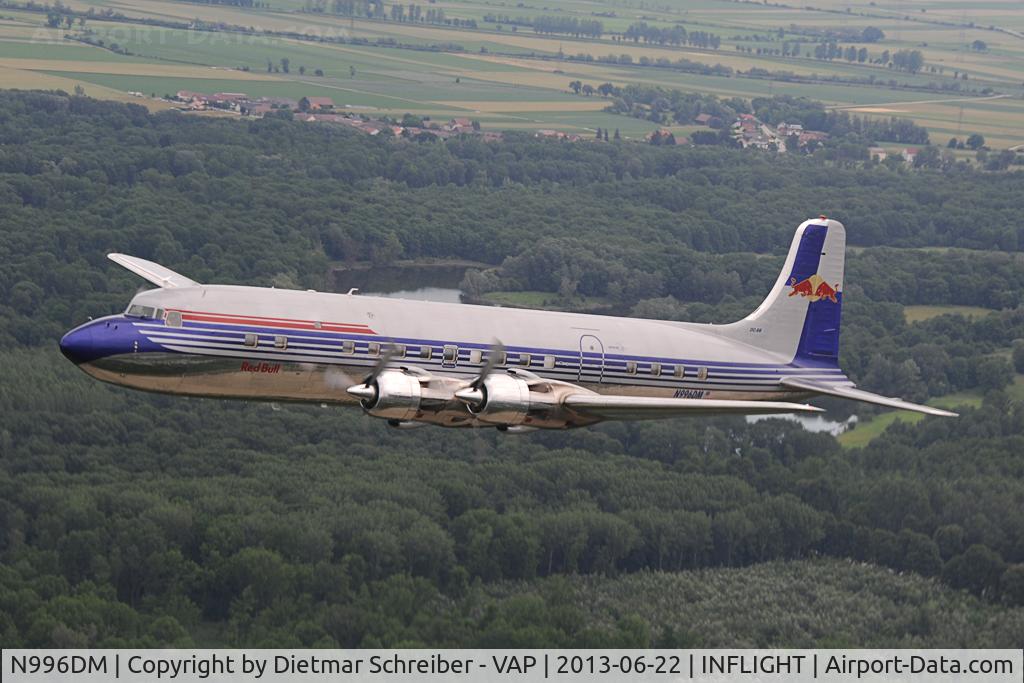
<box><xmin>455</xmin><ymin>339</ymin><xmax>504</xmax><ymax>406</ymax></box>
<box><xmin>346</xmin><ymin>342</ymin><xmax>399</xmax><ymax>402</ymax></box>
<box><xmin>363</xmin><ymin>342</ymin><xmax>399</xmax><ymax>384</ymax></box>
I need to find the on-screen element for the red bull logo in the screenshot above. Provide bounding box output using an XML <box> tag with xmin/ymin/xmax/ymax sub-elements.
<box><xmin>788</xmin><ymin>274</ymin><xmax>840</xmax><ymax>303</ymax></box>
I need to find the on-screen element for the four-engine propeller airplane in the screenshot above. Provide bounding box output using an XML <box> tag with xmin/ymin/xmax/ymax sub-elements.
<box><xmin>59</xmin><ymin>217</ymin><xmax>956</xmax><ymax>431</ymax></box>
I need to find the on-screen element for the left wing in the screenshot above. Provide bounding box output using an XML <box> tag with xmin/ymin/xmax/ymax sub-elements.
<box><xmin>781</xmin><ymin>377</ymin><xmax>957</xmax><ymax>417</ymax></box>
<box><xmin>563</xmin><ymin>394</ymin><xmax>823</xmax><ymax>421</ymax></box>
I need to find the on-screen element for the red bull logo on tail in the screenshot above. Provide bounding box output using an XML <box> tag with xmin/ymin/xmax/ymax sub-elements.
<box><xmin>788</xmin><ymin>274</ymin><xmax>840</xmax><ymax>303</ymax></box>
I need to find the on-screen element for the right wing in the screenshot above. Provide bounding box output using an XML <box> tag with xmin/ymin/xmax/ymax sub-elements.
<box><xmin>563</xmin><ymin>394</ymin><xmax>823</xmax><ymax>421</ymax></box>
<box><xmin>108</xmin><ymin>253</ymin><xmax>200</xmax><ymax>289</ymax></box>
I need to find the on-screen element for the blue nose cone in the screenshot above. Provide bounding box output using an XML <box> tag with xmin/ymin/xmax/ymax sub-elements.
<box><xmin>59</xmin><ymin>324</ymin><xmax>95</xmax><ymax>365</ymax></box>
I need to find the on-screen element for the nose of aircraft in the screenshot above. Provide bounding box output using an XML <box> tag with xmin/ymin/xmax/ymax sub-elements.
<box><xmin>59</xmin><ymin>324</ymin><xmax>94</xmax><ymax>365</ymax></box>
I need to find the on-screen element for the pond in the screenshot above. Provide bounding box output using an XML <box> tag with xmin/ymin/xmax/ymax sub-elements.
<box><xmin>747</xmin><ymin>413</ymin><xmax>857</xmax><ymax>436</ymax></box>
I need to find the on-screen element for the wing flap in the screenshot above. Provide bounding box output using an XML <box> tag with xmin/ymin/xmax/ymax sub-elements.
<box><xmin>781</xmin><ymin>377</ymin><xmax>957</xmax><ymax>417</ymax></box>
<box><xmin>108</xmin><ymin>254</ymin><xmax>200</xmax><ymax>289</ymax></box>
<box><xmin>563</xmin><ymin>394</ymin><xmax>823</xmax><ymax>421</ymax></box>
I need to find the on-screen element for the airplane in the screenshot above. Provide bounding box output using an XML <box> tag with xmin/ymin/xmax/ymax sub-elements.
<box><xmin>59</xmin><ymin>217</ymin><xmax>956</xmax><ymax>431</ymax></box>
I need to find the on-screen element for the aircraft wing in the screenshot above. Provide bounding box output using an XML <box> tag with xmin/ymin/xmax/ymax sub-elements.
<box><xmin>108</xmin><ymin>254</ymin><xmax>200</xmax><ymax>289</ymax></box>
<box><xmin>563</xmin><ymin>394</ymin><xmax>823</xmax><ymax>421</ymax></box>
<box><xmin>781</xmin><ymin>377</ymin><xmax>957</xmax><ymax>417</ymax></box>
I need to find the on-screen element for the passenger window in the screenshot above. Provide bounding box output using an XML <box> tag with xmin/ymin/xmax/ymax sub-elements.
<box><xmin>519</xmin><ymin>353</ymin><xmax>531</xmax><ymax>367</ymax></box>
<box><xmin>543</xmin><ymin>355</ymin><xmax>555</xmax><ymax>369</ymax></box>
<box><xmin>274</xmin><ymin>335</ymin><xmax>287</xmax><ymax>350</ymax></box>
<box><xmin>244</xmin><ymin>333</ymin><xmax>258</xmax><ymax>347</ymax></box>
<box><xmin>625</xmin><ymin>361</ymin><xmax>637</xmax><ymax>375</ymax></box>
<box><xmin>394</xmin><ymin>344</ymin><xmax>406</xmax><ymax>358</ymax></box>
<box><xmin>367</xmin><ymin>342</ymin><xmax>380</xmax><ymax>356</ymax></box>
<box><xmin>166</xmin><ymin>311</ymin><xmax>183</xmax><ymax>328</ymax></box>
<box><xmin>341</xmin><ymin>340</ymin><xmax>355</xmax><ymax>354</ymax></box>
<box><xmin>650</xmin><ymin>362</ymin><xmax>661</xmax><ymax>376</ymax></box>
<box><xmin>420</xmin><ymin>346</ymin><xmax>432</xmax><ymax>360</ymax></box>
<box><xmin>494</xmin><ymin>351</ymin><xmax>507</xmax><ymax>366</ymax></box>
<box><xmin>674</xmin><ymin>365</ymin><xmax>685</xmax><ymax>378</ymax></box>
<box><xmin>469</xmin><ymin>349</ymin><xmax>483</xmax><ymax>364</ymax></box>
<box><xmin>443</xmin><ymin>345</ymin><xmax>458</xmax><ymax>363</ymax></box>
<box><xmin>697</xmin><ymin>366</ymin><xmax>709</xmax><ymax>381</ymax></box>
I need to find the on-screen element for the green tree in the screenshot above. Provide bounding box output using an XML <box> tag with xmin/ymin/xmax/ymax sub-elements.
<box><xmin>942</xmin><ymin>545</ymin><xmax>1006</xmax><ymax>596</ymax></box>
<box><xmin>1012</xmin><ymin>340</ymin><xmax>1024</xmax><ymax>373</ymax></box>
<box><xmin>1001</xmin><ymin>565</ymin><xmax>1024</xmax><ymax>606</ymax></box>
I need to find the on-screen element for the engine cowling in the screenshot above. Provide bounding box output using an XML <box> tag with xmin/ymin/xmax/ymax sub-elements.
<box><xmin>457</xmin><ymin>373</ymin><xmax>550</xmax><ymax>426</ymax></box>
<box><xmin>347</xmin><ymin>370</ymin><xmax>422</xmax><ymax>421</ymax></box>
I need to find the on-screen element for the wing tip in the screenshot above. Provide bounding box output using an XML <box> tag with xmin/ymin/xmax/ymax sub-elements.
<box><xmin>922</xmin><ymin>406</ymin><xmax>959</xmax><ymax>418</ymax></box>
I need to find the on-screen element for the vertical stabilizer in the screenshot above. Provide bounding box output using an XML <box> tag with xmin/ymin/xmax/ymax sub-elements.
<box><xmin>716</xmin><ymin>218</ymin><xmax>845</xmax><ymax>366</ymax></box>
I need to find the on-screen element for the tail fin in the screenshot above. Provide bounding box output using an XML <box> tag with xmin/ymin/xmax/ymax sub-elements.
<box><xmin>717</xmin><ymin>218</ymin><xmax>845</xmax><ymax>366</ymax></box>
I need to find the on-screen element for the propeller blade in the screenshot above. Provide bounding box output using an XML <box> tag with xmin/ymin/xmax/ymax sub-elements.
<box><xmin>362</xmin><ymin>342</ymin><xmax>399</xmax><ymax>385</ymax></box>
<box><xmin>470</xmin><ymin>339</ymin><xmax>505</xmax><ymax>390</ymax></box>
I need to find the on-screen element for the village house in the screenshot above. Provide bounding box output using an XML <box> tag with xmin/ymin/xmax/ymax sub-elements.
<box><xmin>304</xmin><ymin>96</ymin><xmax>335</xmax><ymax>111</ymax></box>
<box><xmin>776</xmin><ymin>121</ymin><xmax>803</xmax><ymax>137</ymax></box>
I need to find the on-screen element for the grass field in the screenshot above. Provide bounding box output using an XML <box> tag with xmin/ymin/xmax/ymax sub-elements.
<box><xmin>1</xmin><ymin>0</ymin><xmax>1022</xmax><ymax>143</ymax></box>
<box><xmin>904</xmin><ymin>304</ymin><xmax>996</xmax><ymax>323</ymax></box>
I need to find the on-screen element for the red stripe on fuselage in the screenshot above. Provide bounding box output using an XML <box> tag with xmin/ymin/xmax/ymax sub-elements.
<box><xmin>173</xmin><ymin>310</ymin><xmax>376</xmax><ymax>335</ymax></box>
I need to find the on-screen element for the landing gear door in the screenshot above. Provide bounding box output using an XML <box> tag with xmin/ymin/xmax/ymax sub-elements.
<box><xmin>578</xmin><ymin>334</ymin><xmax>604</xmax><ymax>384</ymax></box>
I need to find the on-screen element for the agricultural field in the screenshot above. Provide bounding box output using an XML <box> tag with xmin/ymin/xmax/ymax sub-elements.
<box><xmin>0</xmin><ymin>0</ymin><xmax>1022</xmax><ymax>142</ymax></box>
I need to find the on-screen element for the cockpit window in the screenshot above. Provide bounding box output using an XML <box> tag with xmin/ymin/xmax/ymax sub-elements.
<box><xmin>125</xmin><ymin>304</ymin><xmax>158</xmax><ymax>319</ymax></box>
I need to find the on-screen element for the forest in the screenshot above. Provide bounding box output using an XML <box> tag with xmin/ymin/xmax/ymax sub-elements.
<box><xmin>0</xmin><ymin>91</ymin><xmax>1023</xmax><ymax>647</ymax></box>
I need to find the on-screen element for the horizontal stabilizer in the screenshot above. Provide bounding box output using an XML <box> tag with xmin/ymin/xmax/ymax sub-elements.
<box><xmin>781</xmin><ymin>377</ymin><xmax>957</xmax><ymax>417</ymax></box>
<box><xmin>108</xmin><ymin>254</ymin><xmax>200</xmax><ymax>289</ymax></box>
<box><xmin>563</xmin><ymin>394</ymin><xmax>823</xmax><ymax>421</ymax></box>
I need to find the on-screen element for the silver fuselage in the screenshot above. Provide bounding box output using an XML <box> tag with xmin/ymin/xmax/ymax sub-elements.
<box><xmin>61</xmin><ymin>285</ymin><xmax>847</xmax><ymax>416</ymax></box>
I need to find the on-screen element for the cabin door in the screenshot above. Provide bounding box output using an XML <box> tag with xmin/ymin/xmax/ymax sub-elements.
<box><xmin>578</xmin><ymin>334</ymin><xmax>605</xmax><ymax>384</ymax></box>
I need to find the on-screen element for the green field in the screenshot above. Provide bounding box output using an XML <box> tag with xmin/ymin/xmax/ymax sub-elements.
<box><xmin>838</xmin><ymin>410</ymin><xmax>927</xmax><ymax>448</ymax></box>
<box><xmin>1</xmin><ymin>0</ymin><xmax>1023</xmax><ymax>143</ymax></box>
<box><xmin>904</xmin><ymin>304</ymin><xmax>996</xmax><ymax>322</ymax></box>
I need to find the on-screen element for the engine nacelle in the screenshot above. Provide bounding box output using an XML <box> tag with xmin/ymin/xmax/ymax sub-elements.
<box><xmin>464</xmin><ymin>373</ymin><xmax>551</xmax><ymax>426</ymax></box>
<box><xmin>350</xmin><ymin>370</ymin><xmax>422</xmax><ymax>421</ymax></box>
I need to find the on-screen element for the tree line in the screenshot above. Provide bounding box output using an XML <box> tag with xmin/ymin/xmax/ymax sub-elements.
<box><xmin>0</xmin><ymin>91</ymin><xmax>1023</xmax><ymax>647</ymax></box>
